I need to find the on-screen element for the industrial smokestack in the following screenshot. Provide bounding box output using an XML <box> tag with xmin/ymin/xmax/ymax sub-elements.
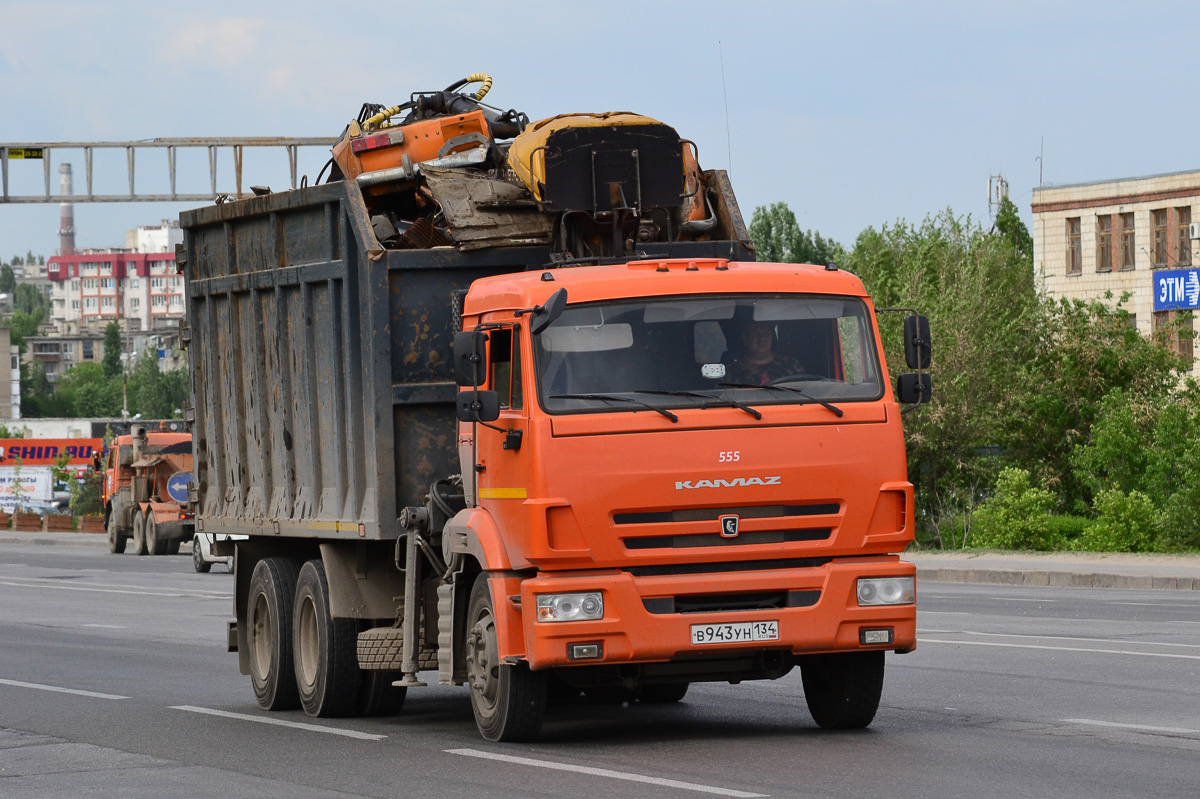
<box><xmin>59</xmin><ymin>163</ymin><xmax>76</xmax><ymax>256</ymax></box>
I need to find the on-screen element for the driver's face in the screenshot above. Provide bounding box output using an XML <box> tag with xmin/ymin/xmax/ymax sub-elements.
<box><xmin>743</xmin><ymin>323</ymin><xmax>774</xmax><ymax>356</ymax></box>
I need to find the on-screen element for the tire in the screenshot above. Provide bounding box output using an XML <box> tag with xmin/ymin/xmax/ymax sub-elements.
<box><xmin>107</xmin><ymin>513</ymin><xmax>126</xmax><ymax>554</ymax></box>
<box><xmin>639</xmin><ymin>682</ymin><xmax>690</xmax><ymax>704</ymax></box>
<box><xmin>293</xmin><ymin>559</ymin><xmax>361</xmax><ymax>717</ymax></box>
<box><xmin>193</xmin><ymin>535</ymin><xmax>212</xmax><ymax>573</ymax></box>
<box><xmin>146</xmin><ymin>514</ymin><xmax>167</xmax><ymax>556</ymax></box>
<box><xmin>131</xmin><ymin>512</ymin><xmax>148</xmax><ymax>556</ymax></box>
<box><xmin>166</xmin><ymin>538</ymin><xmax>181</xmax><ymax>556</ymax></box>
<box><xmin>356</xmin><ymin>671</ymin><xmax>407</xmax><ymax>717</ymax></box>
<box><xmin>465</xmin><ymin>574</ymin><xmax>547</xmax><ymax>742</ymax></box>
<box><xmin>247</xmin><ymin>557</ymin><xmax>301</xmax><ymax>710</ymax></box>
<box><xmin>800</xmin><ymin>651</ymin><xmax>885</xmax><ymax>729</ymax></box>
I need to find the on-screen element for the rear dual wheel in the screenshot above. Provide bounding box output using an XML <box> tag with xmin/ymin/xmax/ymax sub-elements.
<box><xmin>293</xmin><ymin>559</ymin><xmax>361</xmax><ymax>717</ymax></box>
<box><xmin>247</xmin><ymin>557</ymin><xmax>301</xmax><ymax>710</ymax></box>
<box><xmin>146</xmin><ymin>515</ymin><xmax>168</xmax><ymax>556</ymax></box>
<box><xmin>131</xmin><ymin>512</ymin><xmax>148</xmax><ymax>556</ymax></box>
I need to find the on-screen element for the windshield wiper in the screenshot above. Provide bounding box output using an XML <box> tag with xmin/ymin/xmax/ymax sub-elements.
<box><xmin>550</xmin><ymin>393</ymin><xmax>679</xmax><ymax>423</ymax></box>
<box><xmin>717</xmin><ymin>382</ymin><xmax>844</xmax><ymax>418</ymax></box>
<box><xmin>633</xmin><ymin>390</ymin><xmax>762</xmax><ymax>420</ymax></box>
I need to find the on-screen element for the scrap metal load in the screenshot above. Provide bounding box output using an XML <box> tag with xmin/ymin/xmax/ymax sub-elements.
<box><xmin>327</xmin><ymin>73</ymin><xmax>749</xmax><ymax>258</ymax></box>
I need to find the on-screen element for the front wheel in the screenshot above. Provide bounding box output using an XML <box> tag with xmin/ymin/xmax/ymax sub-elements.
<box><xmin>192</xmin><ymin>535</ymin><xmax>212</xmax><ymax>573</ymax></box>
<box><xmin>131</xmin><ymin>512</ymin><xmax>148</xmax><ymax>556</ymax></box>
<box><xmin>465</xmin><ymin>574</ymin><xmax>546</xmax><ymax>742</ymax></box>
<box><xmin>800</xmin><ymin>650</ymin><xmax>885</xmax><ymax>729</ymax></box>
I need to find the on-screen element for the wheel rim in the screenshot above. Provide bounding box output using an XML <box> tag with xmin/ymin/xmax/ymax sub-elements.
<box><xmin>193</xmin><ymin>541</ymin><xmax>203</xmax><ymax>569</ymax></box>
<box><xmin>296</xmin><ymin>594</ymin><xmax>319</xmax><ymax>688</ymax></box>
<box><xmin>466</xmin><ymin>606</ymin><xmax>500</xmax><ymax>713</ymax></box>
<box><xmin>250</xmin><ymin>592</ymin><xmax>273</xmax><ymax>682</ymax></box>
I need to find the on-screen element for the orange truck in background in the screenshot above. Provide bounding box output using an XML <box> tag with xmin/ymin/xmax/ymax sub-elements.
<box><xmin>182</xmin><ymin>74</ymin><xmax>932</xmax><ymax>743</ymax></box>
<box><xmin>102</xmin><ymin>424</ymin><xmax>195</xmax><ymax>556</ymax></box>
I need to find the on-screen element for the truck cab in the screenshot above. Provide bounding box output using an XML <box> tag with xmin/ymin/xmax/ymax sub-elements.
<box><xmin>447</xmin><ymin>257</ymin><xmax>917</xmax><ymax>735</ymax></box>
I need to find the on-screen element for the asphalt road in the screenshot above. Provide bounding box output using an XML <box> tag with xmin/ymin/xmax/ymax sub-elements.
<box><xmin>1</xmin><ymin>543</ymin><xmax>1198</xmax><ymax>799</ymax></box>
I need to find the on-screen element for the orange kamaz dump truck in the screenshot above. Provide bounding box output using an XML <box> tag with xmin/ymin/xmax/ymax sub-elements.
<box><xmin>182</xmin><ymin>74</ymin><xmax>931</xmax><ymax>742</ymax></box>
<box><xmin>103</xmin><ymin>424</ymin><xmax>195</xmax><ymax>556</ymax></box>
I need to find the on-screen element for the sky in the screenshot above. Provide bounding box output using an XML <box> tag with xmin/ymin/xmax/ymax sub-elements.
<box><xmin>2</xmin><ymin>0</ymin><xmax>1198</xmax><ymax>260</ymax></box>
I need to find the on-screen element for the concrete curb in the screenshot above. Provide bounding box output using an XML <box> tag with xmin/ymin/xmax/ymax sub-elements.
<box><xmin>915</xmin><ymin>566</ymin><xmax>1198</xmax><ymax>591</ymax></box>
<box><xmin>0</xmin><ymin>533</ymin><xmax>109</xmax><ymax>549</ymax></box>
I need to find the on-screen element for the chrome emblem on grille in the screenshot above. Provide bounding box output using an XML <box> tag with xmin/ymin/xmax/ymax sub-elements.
<box><xmin>719</xmin><ymin>514</ymin><xmax>740</xmax><ymax>538</ymax></box>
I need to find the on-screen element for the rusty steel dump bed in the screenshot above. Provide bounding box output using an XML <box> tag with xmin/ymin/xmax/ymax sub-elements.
<box><xmin>181</xmin><ymin>179</ymin><xmax>750</xmax><ymax>541</ymax></box>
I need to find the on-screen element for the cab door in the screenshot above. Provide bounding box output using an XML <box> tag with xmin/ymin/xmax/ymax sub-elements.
<box><xmin>473</xmin><ymin>325</ymin><xmax>534</xmax><ymax>556</ymax></box>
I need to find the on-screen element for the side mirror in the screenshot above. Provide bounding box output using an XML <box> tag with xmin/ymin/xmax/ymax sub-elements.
<box><xmin>453</xmin><ymin>331</ymin><xmax>488</xmax><ymax>387</ymax></box>
<box><xmin>897</xmin><ymin>373</ymin><xmax>932</xmax><ymax>405</ymax></box>
<box><xmin>529</xmin><ymin>288</ymin><xmax>568</xmax><ymax>335</ymax></box>
<box><xmin>903</xmin><ymin>315</ymin><xmax>931</xmax><ymax>369</ymax></box>
<box><xmin>456</xmin><ymin>390</ymin><xmax>500</xmax><ymax>423</ymax></box>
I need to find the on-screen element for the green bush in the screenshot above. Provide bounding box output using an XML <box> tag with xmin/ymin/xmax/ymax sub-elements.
<box><xmin>1072</xmin><ymin>489</ymin><xmax>1160</xmax><ymax>552</ymax></box>
<box><xmin>968</xmin><ymin>467</ymin><xmax>1064</xmax><ymax>550</ymax></box>
<box><xmin>1042</xmin><ymin>514</ymin><xmax>1093</xmax><ymax>544</ymax></box>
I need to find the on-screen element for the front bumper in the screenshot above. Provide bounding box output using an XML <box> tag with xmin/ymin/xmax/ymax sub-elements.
<box><xmin>518</xmin><ymin>556</ymin><xmax>916</xmax><ymax>670</ymax></box>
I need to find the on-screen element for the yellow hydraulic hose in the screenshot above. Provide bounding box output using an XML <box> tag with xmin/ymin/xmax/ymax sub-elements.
<box><xmin>464</xmin><ymin>73</ymin><xmax>492</xmax><ymax>101</ymax></box>
<box><xmin>361</xmin><ymin>74</ymin><xmax>493</xmax><ymax>131</ymax></box>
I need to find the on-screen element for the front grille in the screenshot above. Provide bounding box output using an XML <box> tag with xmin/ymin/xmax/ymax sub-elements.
<box><xmin>642</xmin><ymin>589</ymin><xmax>821</xmax><ymax>615</ymax></box>
<box><xmin>624</xmin><ymin>527</ymin><xmax>831</xmax><ymax>550</ymax></box>
<box><xmin>625</xmin><ymin>556</ymin><xmax>831</xmax><ymax>578</ymax></box>
<box><xmin>613</xmin><ymin>503</ymin><xmax>839</xmax><ymax>525</ymax></box>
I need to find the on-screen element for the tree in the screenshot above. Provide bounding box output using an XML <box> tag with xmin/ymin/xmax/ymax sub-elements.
<box><xmin>13</xmin><ymin>283</ymin><xmax>47</xmax><ymax>316</ymax></box>
<box><xmin>994</xmin><ymin>196</ymin><xmax>1033</xmax><ymax>265</ymax></box>
<box><xmin>0</xmin><ymin>265</ymin><xmax>14</xmax><ymax>296</ymax></box>
<box><xmin>102</xmin><ymin>322</ymin><xmax>122</xmax><ymax>379</ymax></box>
<box><xmin>7</xmin><ymin>309</ymin><xmax>45</xmax><ymax>353</ymax></box>
<box><xmin>749</xmin><ymin>202</ymin><xmax>844</xmax><ymax>265</ymax></box>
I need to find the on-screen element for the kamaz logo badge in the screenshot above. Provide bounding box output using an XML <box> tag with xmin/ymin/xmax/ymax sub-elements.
<box><xmin>674</xmin><ymin>476</ymin><xmax>782</xmax><ymax>490</ymax></box>
<box><xmin>719</xmin><ymin>515</ymin><xmax>739</xmax><ymax>538</ymax></box>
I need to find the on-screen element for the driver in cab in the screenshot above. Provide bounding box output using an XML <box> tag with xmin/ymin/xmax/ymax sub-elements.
<box><xmin>727</xmin><ymin>321</ymin><xmax>803</xmax><ymax>385</ymax></box>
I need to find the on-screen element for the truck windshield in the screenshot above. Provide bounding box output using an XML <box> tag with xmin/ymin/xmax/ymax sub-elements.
<box><xmin>533</xmin><ymin>294</ymin><xmax>885</xmax><ymax>414</ymax></box>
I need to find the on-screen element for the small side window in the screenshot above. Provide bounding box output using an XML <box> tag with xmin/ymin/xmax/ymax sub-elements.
<box><xmin>489</xmin><ymin>327</ymin><xmax>523</xmax><ymax>410</ymax></box>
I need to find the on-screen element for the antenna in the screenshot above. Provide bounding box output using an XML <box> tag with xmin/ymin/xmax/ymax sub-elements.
<box><xmin>1036</xmin><ymin>136</ymin><xmax>1044</xmax><ymax>186</ymax></box>
<box><xmin>988</xmin><ymin>174</ymin><xmax>1009</xmax><ymax>222</ymax></box>
<box><xmin>719</xmin><ymin>41</ymin><xmax>732</xmax><ymax>174</ymax></box>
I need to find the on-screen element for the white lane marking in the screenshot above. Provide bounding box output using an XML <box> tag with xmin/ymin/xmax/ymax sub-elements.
<box><xmin>447</xmin><ymin>748</ymin><xmax>767</xmax><ymax>798</ymax></box>
<box><xmin>1064</xmin><ymin>718</ymin><xmax>1200</xmax><ymax>735</ymax></box>
<box><xmin>1108</xmin><ymin>602</ymin><xmax>1199</xmax><ymax>608</ymax></box>
<box><xmin>0</xmin><ymin>579</ymin><xmax>226</xmax><ymax>599</ymax></box>
<box><xmin>992</xmin><ymin>597</ymin><xmax>1057</xmax><ymax>602</ymax></box>
<box><xmin>0</xmin><ymin>678</ymin><xmax>129</xmax><ymax>700</ymax></box>
<box><xmin>171</xmin><ymin>705</ymin><xmax>385</xmax><ymax>741</ymax></box>
<box><xmin>919</xmin><ymin>629</ymin><xmax>1200</xmax><ymax>650</ymax></box>
<box><xmin>920</xmin><ymin>638</ymin><xmax>1200</xmax><ymax>660</ymax></box>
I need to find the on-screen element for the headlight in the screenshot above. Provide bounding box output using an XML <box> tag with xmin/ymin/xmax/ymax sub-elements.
<box><xmin>857</xmin><ymin>577</ymin><xmax>914</xmax><ymax>606</ymax></box>
<box><xmin>536</xmin><ymin>592</ymin><xmax>604</xmax><ymax>622</ymax></box>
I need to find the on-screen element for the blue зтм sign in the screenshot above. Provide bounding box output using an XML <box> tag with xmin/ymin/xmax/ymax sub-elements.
<box><xmin>1154</xmin><ymin>268</ymin><xmax>1200</xmax><ymax>311</ymax></box>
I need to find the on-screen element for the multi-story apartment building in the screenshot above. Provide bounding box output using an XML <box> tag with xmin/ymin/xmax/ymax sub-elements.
<box><xmin>46</xmin><ymin>250</ymin><xmax>184</xmax><ymax>330</ymax></box>
<box><xmin>1031</xmin><ymin>170</ymin><xmax>1200</xmax><ymax>378</ymax></box>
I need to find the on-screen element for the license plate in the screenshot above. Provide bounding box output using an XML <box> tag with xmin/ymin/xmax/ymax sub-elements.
<box><xmin>690</xmin><ymin>620</ymin><xmax>779</xmax><ymax>645</ymax></box>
